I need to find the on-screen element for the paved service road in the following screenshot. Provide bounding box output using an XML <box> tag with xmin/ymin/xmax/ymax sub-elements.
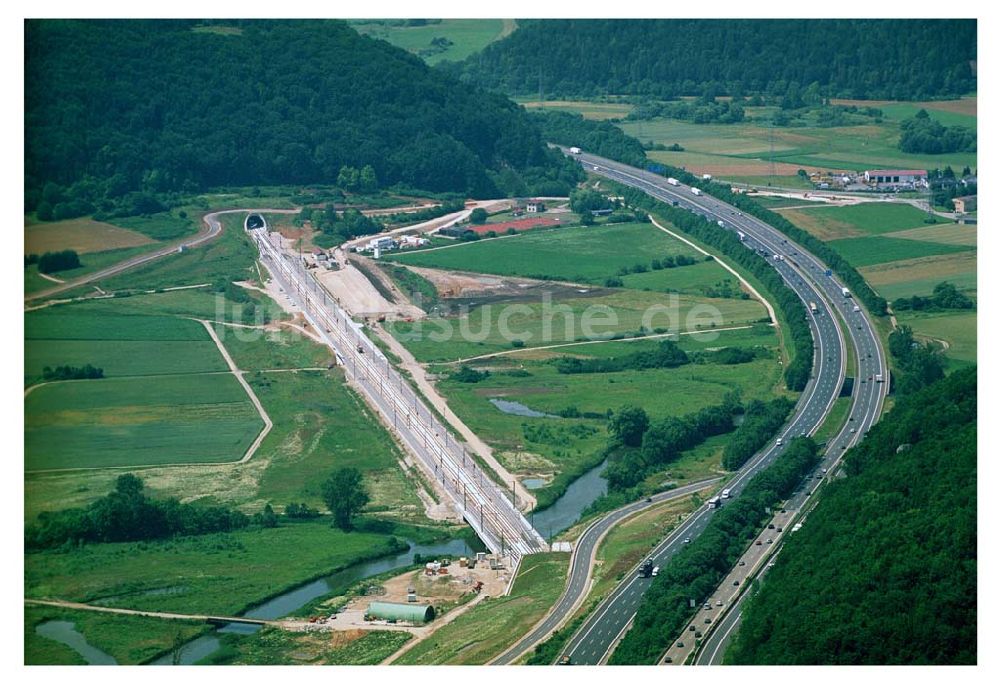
<box><xmin>548</xmin><ymin>151</ymin><xmax>887</xmax><ymax>665</ymax></box>
<box><xmin>245</xmin><ymin>215</ymin><xmax>547</xmax><ymax>561</ymax></box>
<box><xmin>492</xmin><ymin>477</ymin><xmax>720</xmax><ymax>664</ymax></box>
<box><xmin>23</xmin><ymin>208</ymin><xmax>251</xmax><ymax>301</ymax></box>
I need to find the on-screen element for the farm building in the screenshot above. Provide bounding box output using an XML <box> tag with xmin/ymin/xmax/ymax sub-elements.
<box><xmin>365</xmin><ymin>601</ymin><xmax>435</xmax><ymax>624</ymax></box>
<box><xmin>953</xmin><ymin>195</ymin><xmax>977</xmax><ymax>213</ymax></box>
<box><xmin>863</xmin><ymin>169</ymin><xmax>928</xmax><ymax>189</ymax></box>
<box><xmin>526</xmin><ymin>200</ymin><xmax>546</xmax><ymax>213</ymax></box>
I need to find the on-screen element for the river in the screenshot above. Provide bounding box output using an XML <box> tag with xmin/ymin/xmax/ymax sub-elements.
<box><xmin>151</xmin><ymin>536</ymin><xmax>474</xmax><ymax>665</ymax></box>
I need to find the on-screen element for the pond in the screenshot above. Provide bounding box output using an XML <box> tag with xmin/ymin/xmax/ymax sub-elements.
<box><xmin>489</xmin><ymin>398</ymin><xmax>560</xmax><ymax>419</ymax></box>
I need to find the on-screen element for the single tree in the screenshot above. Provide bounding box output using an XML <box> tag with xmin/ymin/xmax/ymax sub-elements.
<box><xmin>469</xmin><ymin>207</ymin><xmax>489</xmax><ymax>224</ymax></box>
<box><xmin>321</xmin><ymin>467</ymin><xmax>370</xmax><ymax>530</ymax></box>
<box><xmin>609</xmin><ymin>405</ymin><xmax>650</xmax><ymax>447</ymax></box>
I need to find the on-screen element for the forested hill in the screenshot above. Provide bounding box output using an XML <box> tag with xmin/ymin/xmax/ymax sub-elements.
<box><xmin>25</xmin><ymin>20</ymin><xmax>577</xmax><ymax>212</ymax></box>
<box><xmin>455</xmin><ymin>19</ymin><xmax>977</xmax><ymax>100</ymax></box>
<box><xmin>727</xmin><ymin>366</ymin><xmax>977</xmax><ymax>664</ymax></box>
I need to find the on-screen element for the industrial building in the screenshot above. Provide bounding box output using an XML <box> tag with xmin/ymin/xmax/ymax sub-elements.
<box><xmin>863</xmin><ymin>169</ymin><xmax>929</xmax><ymax>189</ymax></box>
<box><xmin>365</xmin><ymin>601</ymin><xmax>436</xmax><ymax>624</ymax></box>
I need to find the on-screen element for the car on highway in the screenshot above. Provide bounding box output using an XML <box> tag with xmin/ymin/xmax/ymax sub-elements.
<box><xmin>652</xmin><ymin>566</ymin><xmax>660</xmax><ymax>577</ymax></box>
<box><xmin>716</xmin><ymin>599</ymin><xmax>723</xmax><ymax>607</ymax></box>
<box><xmin>684</xmin><ymin>537</ymin><xmax>691</xmax><ymax>544</ymax></box>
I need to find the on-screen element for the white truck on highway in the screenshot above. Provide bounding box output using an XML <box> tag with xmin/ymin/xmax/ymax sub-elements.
<box><xmin>841</xmin><ymin>287</ymin><xmax>852</xmax><ymax>298</ymax></box>
<box><xmin>721</xmin><ymin>488</ymin><xmax>732</xmax><ymax>500</ymax></box>
<box><xmin>569</xmin><ymin>146</ymin><xmax>582</xmax><ymax>155</ymax></box>
<box><xmin>691</xmin><ymin>187</ymin><xmax>703</xmax><ymax>196</ymax></box>
<box><xmin>667</xmin><ymin>177</ymin><xmax>680</xmax><ymax>186</ymax></box>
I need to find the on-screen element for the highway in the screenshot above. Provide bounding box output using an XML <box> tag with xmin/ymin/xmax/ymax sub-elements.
<box><xmin>545</xmin><ymin>151</ymin><xmax>887</xmax><ymax>665</ymax></box>
<box><xmin>244</xmin><ymin>214</ymin><xmax>547</xmax><ymax>561</ymax></box>
<box><xmin>492</xmin><ymin>477</ymin><xmax>720</xmax><ymax>664</ymax></box>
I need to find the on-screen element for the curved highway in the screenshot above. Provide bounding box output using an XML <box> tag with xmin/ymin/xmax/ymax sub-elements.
<box><xmin>541</xmin><ymin>151</ymin><xmax>887</xmax><ymax>665</ymax></box>
<box><xmin>492</xmin><ymin>477</ymin><xmax>721</xmax><ymax>664</ymax></box>
<box><xmin>24</xmin><ymin>208</ymin><xmax>244</xmax><ymax>301</ymax></box>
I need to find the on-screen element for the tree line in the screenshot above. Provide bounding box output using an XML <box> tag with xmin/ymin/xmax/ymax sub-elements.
<box><xmin>721</xmin><ymin>397</ymin><xmax>795</xmax><ymax>469</ymax></box>
<box><xmin>603</xmin><ymin>395</ymin><xmax>741</xmax><ymax>491</ymax></box>
<box><xmin>609</xmin><ymin>436</ymin><xmax>820</xmax><ymax>664</ymax></box>
<box><xmin>627</xmin><ymin>98</ymin><xmax>746</xmax><ymax>125</ymax></box>
<box><xmin>41</xmin><ymin>364</ymin><xmax>104</xmax><ymax>381</ymax></box>
<box><xmin>25</xmin><ymin>249</ymin><xmax>81</xmax><ymax>274</ymax></box>
<box><xmin>455</xmin><ymin>20</ymin><xmax>976</xmax><ymax>101</ymax></box>
<box><xmin>899</xmin><ymin>109</ymin><xmax>976</xmax><ymax>155</ymax></box>
<box><xmin>728</xmin><ymin>366</ymin><xmax>975</xmax><ymax>664</ymax></box>
<box><xmin>26</xmin><ymin>467</ymin><xmax>372</xmax><ymax>550</ymax></box>
<box><xmin>25</xmin><ymin>20</ymin><xmax>581</xmax><ymax>220</ymax></box>
<box><xmin>618</xmin><ymin>186</ymin><xmax>814</xmax><ymax>391</ymax></box>
<box><xmin>892</xmin><ymin>281</ymin><xmax>974</xmax><ymax>313</ymax></box>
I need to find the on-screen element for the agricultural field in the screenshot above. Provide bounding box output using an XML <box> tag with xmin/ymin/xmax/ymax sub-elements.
<box><xmin>826</xmin><ymin>235</ymin><xmax>972</xmax><ymax>268</ymax></box>
<box><xmin>515</xmin><ymin>97</ymin><xmax>635</xmax><ymax>120</ymax></box>
<box><xmin>777</xmin><ymin>201</ymin><xmax>977</xmax><ymax>367</ymax></box>
<box><xmin>25</xmin><ymin>216</ymin><xmax>155</xmax><ymax>254</ymax></box>
<box><xmin>393</xmin><ymin>552</ymin><xmax>570</xmax><ymax>664</ymax></box>
<box><xmin>350</xmin><ymin>19</ymin><xmax>512</xmax><ymax>64</ymax></box>
<box><xmin>778</xmin><ymin>202</ymin><xmax>949</xmax><ymax>240</ymax></box>
<box><xmin>92</xmin><ymin>213</ymin><xmax>260</xmax><ymax>293</ymax></box>
<box><xmin>859</xmin><ymin>251</ymin><xmax>977</xmax><ymax>301</ymax></box>
<box><xmin>612</xmin><ymin>97</ymin><xmax>977</xmax><ymax>186</ymax></box>
<box><xmin>894</xmin><ymin>310</ymin><xmax>977</xmax><ymax>369</ymax></box>
<box><xmin>388</xmin><ymin>288</ymin><xmax>768</xmax><ymax>363</ymax></box>
<box><xmin>24</xmin><ymin>212</ymin><xmax>201</xmax><ymax>295</ymax></box>
<box><xmin>25</xmin><ymin>372</ymin><xmax>263</xmax><ymax>470</ymax></box>
<box><xmin>25</xmin><ymin>309</ymin><xmax>227</xmax><ymax>382</ymax></box>
<box><xmin>387</xmin><ymin>222</ymin><xmax>703</xmax><ymax>284</ymax></box>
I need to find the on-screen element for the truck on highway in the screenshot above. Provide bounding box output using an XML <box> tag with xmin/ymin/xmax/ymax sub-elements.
<box><xmin>691</xmin><ymin>187</ymin><xmax>703</xmax><ymax>196</ymax></box>
<box><xmin>639</xmin><ymin>559</ymin><xmax>654</xmax><ymax>578</ymax></box>
<box><xmin>708</xmin><ymin>496</ymin><xmax>722</xmax><ymax>509</ymax></box>
<box><xmin>721</xmin><ymin>488</ymin><xmax>732</xmax><ymax>500</ymax></box>
<box><xmin>809</xmin><ymin>301</ymin><xmax>818</xmax><ymax>314</ymax></box>
<box><xmin>569</xmin><ymin>146</ymin><xmax>582</xmax><ymax>155</ymax></box>
<box><xmin>666</xmin><ymin>177</ymin><xmax>680</xmax><ymax>186</ymax></box>
<box><xmin>841</xmin><ymin>287</ymin><xmax>852</xmax><ymax>298</ymax></box>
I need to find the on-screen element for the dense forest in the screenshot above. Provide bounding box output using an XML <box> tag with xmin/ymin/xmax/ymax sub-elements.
<box><xmin>24</xmin><ymin>20</ymin><xmax>581</xmax><ymax>218</ymax></box>
<box><xmin>727</xmin><ymin>367</ymin><xmax>976</xmax><ymax>664</ymax></box>
<box><xmin>454</xmin><ymin>20</ymin><xmax>977</xmax><ymax>100</ymax></box>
